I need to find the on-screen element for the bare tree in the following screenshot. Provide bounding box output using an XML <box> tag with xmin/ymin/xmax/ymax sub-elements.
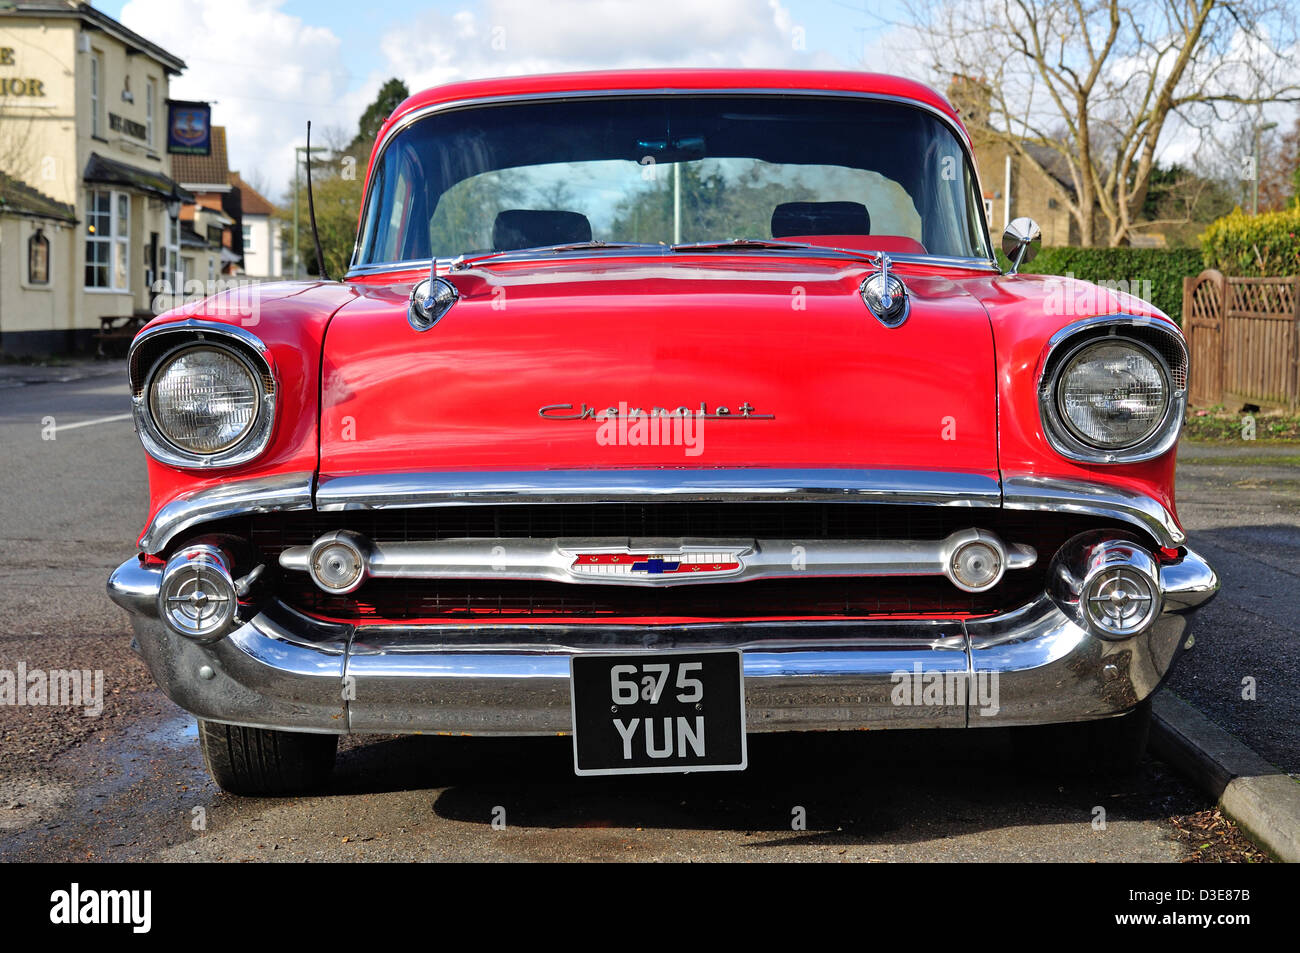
<box><xmin>909</xmin><ymin>0</ymin><xmax>1300</xmax><ymax>245</ymax></box>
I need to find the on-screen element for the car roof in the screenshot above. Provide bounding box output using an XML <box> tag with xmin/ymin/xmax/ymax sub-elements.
<box><xmin>369</xmin><ymin>69</ymin><xmax>967</xmax><ymax>175</ymax></box>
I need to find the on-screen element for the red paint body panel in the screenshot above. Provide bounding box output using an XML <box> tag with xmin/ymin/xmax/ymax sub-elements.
<box><xmin>320</xmin><ymin>257</ymin><xmax>999</xmax><ymax>478</ymax></box>
<box><xmin>136</xmin><ymin>281</ymin><xmax>359</xmax><ymax>545</ymax></box>
<box><xmin>132</xmin><ymin>70</ymin><xmax>1187</xmax><ymax>571</ymax></box>
<box><xmin>965</xmin><ymin>274</ymin><xmax>1183</xmax><ymax>526</ymax></box>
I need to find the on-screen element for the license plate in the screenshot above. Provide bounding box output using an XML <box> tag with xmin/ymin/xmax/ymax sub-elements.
<box><xmin>570</xmin><ymin>650</ymin><xmax>747</xmax><ymax>776</ymax></box>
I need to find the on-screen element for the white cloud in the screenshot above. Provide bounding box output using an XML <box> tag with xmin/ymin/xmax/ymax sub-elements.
<box><xmin>119</xmin><ymin>0</ymin><xmax>865</xmax><ymax>195</ymax></box>
<box><xmin>119</xmin><ymin>0</ymin><xmax>360</xmax><ymax>200</ymax></box>
<box><xmin>374</xmin><ymin>0</ymin><xmax>842</xmax><ymax>102</ymax></box>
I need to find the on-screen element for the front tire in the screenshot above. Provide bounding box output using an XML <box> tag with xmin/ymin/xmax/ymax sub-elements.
<box><xmin>1012</xmin><ymin>699</ymin><xmax>1152</xmax><ymax>777</ymax></box>
<box><xmin>198</xmin><ymin>719</ymin><xmax>337</xmax><ymax>795</ymax></box>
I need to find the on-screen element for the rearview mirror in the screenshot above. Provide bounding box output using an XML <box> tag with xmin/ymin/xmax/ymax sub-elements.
<box><xmin>1001</xmin><ymin>217</ymin><xmax>1042</xmax><ymax>275</ymax></box>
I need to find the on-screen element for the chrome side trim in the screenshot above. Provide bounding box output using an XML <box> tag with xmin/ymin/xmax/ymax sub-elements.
<box><xmin>315</xmin><ymin>469</ymin><xmax>1004</xmax><ymax>510</ymax></box>
<box><xmin>278</xmin><ymin>530</ymin><xmax>1037</xmax><ymax>589</ymax></box>
<box><xmin>348</xmin><ymin>88</ymin><xmax>996</xmax><ymax>275</ymax></box>
<box><xmin>127</xmin><ymin>319</ymin><xmax>280</xmax><ymax>470</ymax></box>
<box><xmin>1001</xmin><ymin>473</ymin><xmax>1185</xmax><ymax>548</ymax></box>
<box><xmin>138</xmin><ymin>471</ymin><xmax>316</xmax><ymax>554</ymax></box>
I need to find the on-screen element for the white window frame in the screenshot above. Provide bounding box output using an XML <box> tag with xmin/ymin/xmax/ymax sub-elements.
<box><xmin>90</xmin><ymin>50</ymin><xmax>103</xmax><ymax>138</ymax></box>
<box><xmin>242</xmin><ymin>222</ymin><xmax>254</xmax><ymax>253</ymax></box>
<box><xmin>146</xmin><ymin>77</ymin><xmax>156</xmax><ymax>146</ymax></box>
<box><xmin>85</xmin><ymin>188</ymin><xmax>131</xmax><ymax>292</ymax></box>
<box><xmin>163</xmin><ymin>213</ymin><xmax>181</xmax><ymax>291</ymax></box>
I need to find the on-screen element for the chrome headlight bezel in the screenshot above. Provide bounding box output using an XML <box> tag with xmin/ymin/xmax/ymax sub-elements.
<box><xmin>1037</xmin><ymin>315</ymin><xmax>1188</xmax><ymax>464</ymax></box>
<box><xmin>130</xmin><ymin>321</ymin><xmax>278</xmax><ymax>469</ymax></box>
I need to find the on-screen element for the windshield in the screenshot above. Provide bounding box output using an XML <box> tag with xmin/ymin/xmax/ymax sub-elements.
<box><xmin>354</xmin><ymin>94</ymin><xmax>992</xmax><ymax>268</ymax></box>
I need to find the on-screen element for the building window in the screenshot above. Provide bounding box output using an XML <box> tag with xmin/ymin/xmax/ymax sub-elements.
<box><xmin>241</xmin><ymin>223</ymin><xmax>253</xmax><ymax>252</ymax></box>
<box><xmin>146</xmin><ymin>78</ymin><xmax>157</xmax><ymax>146</ymax></box>
<box><xmin>159</xmin><ymin>213</ymin><xmax>180</xmax><ymax>289</ymax></box>
<box><xmin>90</xmin><ymin>50</ymin><xmax>103</xmax><ymax>137</ymax></box>
<box><xmin>208</xmin><ymin>257</ymin><xmax>215</xmax><ymax>282</ymax></box>
<box><xmin>85</xmin><ymin>189</ymin><xmax>130</xmax><ymax>290</ymax></box>
<box><xmin>28</xmin><ymin>229</ymin><xmax>50</xmax><ymax>284</ymax></box>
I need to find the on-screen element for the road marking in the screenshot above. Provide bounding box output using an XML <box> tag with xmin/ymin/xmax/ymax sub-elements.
<box><xmin>51</xmin><ymin>413</ymin><xmax>133</xmax><ymax>433</ymax></box>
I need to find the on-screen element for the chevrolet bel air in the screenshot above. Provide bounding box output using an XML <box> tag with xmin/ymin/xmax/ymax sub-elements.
<box><xmin>109</xmin><ymin>69</ymin><xmax>1218</xmax><ymax>794</ymax></box>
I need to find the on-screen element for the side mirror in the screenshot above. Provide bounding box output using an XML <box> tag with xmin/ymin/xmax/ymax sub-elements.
<box><xmin>1001</xmin><ymin>217</ymin><xmax>1042</xmax><ymax>275</ymax></box>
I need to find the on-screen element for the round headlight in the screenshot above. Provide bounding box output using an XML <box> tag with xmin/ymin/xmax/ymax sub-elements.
<box><xmin>148</xmin><ymin>346</ymin><xmax>261</xmax><ymax>454</ymax></box>
<box><xmin>1056</xmin><ymin>340</ymin><xmax>1169</xmax><ymax>449</ymax></box>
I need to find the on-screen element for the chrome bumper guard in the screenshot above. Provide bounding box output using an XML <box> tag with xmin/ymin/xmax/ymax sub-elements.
<box><xmin>108</xmin><ymin>547</ymin><xmax>1218</xmax><ymax>736</ymax></box>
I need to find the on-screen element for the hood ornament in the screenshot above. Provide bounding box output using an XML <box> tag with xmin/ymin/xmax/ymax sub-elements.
<box><xmin>860</xmin><ymin>253</ymin><xmax>909</xmax><ymax>328</ymax></box>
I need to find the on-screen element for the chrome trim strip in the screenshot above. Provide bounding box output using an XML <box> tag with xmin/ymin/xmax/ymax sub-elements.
<box><xmin>314</xmin><ymin>469</ymin><xmax>1004</xmax><ymax>510</ymax></box>
<box><xmin>278</xmin><ymin>530</ymin><xmax>1037</xmax><ymax>589</ymax></box>
<box><xmin>1035</xmin><ymin>314</ymin><xmax>1189</xmax><ymax>465</ymax></box>
<box><xmin>348</xmin><ymin>87</ymin><xmax>997</xmax><ymax>276</ymax></box>
<box><xmin>1001</xmin><ymin>473</ymin><xmax>1185</xmax><ymax>548</ymax></box>
<box><xmin>345</xmin><ymin>249</ymin><xmax>1000</xmax><ymax>279</ymax></box>
<box><xmin>137</xmin><ymin>471</ymin><xmax>316</xmax><ymax>554</ymax></box>
<box><xmin>127</xmin><ymin>319</ymin><xmax>280</xmax><ymax>470</ymax></box>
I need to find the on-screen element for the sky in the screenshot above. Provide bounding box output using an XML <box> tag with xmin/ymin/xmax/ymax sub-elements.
<box><xmin>92</xmin><ymin>0</ymin><xmax>914</xmax><ymax>197</ymax></box>
<box><xmin>90</xmin><ymin>0</ymin><xmax>1295</xmax><ymax>202</ymax></box>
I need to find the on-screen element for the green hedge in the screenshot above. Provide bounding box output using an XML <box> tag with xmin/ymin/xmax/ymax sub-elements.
<box><xmin>996</xmin><ymin>246</ymin><xmax>1204</xmax><ymax>321</ymax></box>
<box><xmin>1200</xmin><ymin>207</ymin><xmax>1300</xmax><ymax>277</ymax></box>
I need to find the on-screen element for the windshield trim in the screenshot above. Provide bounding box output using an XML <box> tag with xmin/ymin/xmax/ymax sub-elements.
<box><xmin>347</xmin><ymin>88</ymin><xmax>997</xmax><ymax>277</ymax></box>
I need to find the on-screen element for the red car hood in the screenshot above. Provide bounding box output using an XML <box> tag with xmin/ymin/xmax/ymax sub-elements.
<box><xmin>320</xmin><ymin>258</ymin><xmax>998</xmax><ymax>478</ymax></box>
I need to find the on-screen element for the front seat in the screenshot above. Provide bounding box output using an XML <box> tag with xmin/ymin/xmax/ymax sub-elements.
<box><xmin>493</xmin><ymin>209</ymin><xmax>593</xmax><ymax>251</ymax></box>
<box><xmin>770</xmin><ymin>201</ymin><xmax>870</xmax><ymax>237</ymax></box>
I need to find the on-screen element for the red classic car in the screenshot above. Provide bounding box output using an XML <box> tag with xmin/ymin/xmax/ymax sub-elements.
<box><xmin>109</xmin><ymin>69</ymin><xmax>1218</xmax><ymax>794</ymax></box>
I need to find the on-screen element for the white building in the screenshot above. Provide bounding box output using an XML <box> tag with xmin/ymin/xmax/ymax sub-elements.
<box><xmin>0</xmin><ymin>0</ymin><xmax>192</xmax><ymax>355</ymax></box>
<box><xmin>232</xmin><ymin>172</ymin><xmax>281</xmax><ymax>279</ymax></box>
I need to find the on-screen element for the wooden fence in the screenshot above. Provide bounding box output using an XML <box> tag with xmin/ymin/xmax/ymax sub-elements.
<box><xmin>1183</xmin><ymin>270</ymin><xmax>1300</xmax><ymax>410</ymax></box>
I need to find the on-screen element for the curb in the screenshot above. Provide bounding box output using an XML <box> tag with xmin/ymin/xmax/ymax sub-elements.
<box><xmin>1150</xmin><ymin>691</ymin><xmax>1300</xmax><ymax>862</ymax></box>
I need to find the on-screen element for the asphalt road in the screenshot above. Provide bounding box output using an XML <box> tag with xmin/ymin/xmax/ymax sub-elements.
<box><xmin>0</xmin><ymin>364</ymin><xmax>1286</xmax><ymax>862</ymax></box>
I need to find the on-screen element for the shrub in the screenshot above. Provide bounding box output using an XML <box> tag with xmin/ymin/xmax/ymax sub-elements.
<box><xmin>1200</xmin><ymin>207</ymin><xmax>1300</xmax><ymax>277</ymax></box>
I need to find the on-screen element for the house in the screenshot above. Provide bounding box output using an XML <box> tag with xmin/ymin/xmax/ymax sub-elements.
<box><xmin>0</xmin><ymin>0</ymin><xmax>192</xmax><ymax>355</ymax></box>
<box><xmin>230</xmin><ymin>171</ymin><xmax>281</xmax><ymax>278</ymax></box>
<box><xmin>948</xmin><ymin>75</ymin><xmax>1081</xmax><ymax>247</ymax></box>
<box><xmin>171</xmin><ymin>124</ymin><xmax>244</xmax><ymax>277</ymax></box>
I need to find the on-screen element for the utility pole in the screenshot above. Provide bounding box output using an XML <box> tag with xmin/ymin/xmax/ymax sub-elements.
<box><xmin>292</xmin><ymin>143</ymin><xmax>328</xmax><ymax>278</ymax></box>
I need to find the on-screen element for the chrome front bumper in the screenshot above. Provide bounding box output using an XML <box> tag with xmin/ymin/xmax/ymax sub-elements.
<box><xmin>107</xmin><ymin>548</ymin><xmax>1218</xmax><ymax>736</ymax></box>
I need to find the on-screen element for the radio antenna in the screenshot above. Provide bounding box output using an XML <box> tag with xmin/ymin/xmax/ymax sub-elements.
<box><xmin>305</xmin><ymin>121</ymin><xmax>331</xmax><ymax>281</ymax></box>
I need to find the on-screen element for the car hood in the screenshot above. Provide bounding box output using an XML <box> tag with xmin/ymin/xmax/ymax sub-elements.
<box><xmin>319</xmin><ymin>258</ymin><xmax>999</xmax><ymax>479</ymax></box>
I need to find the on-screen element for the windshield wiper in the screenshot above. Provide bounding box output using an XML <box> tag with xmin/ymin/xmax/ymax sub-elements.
<box><xmin>670</xmin><ymin>238</ymin><xmax>876</xmax><ymax>262</ymax></box>
<box><xmin>671</xmin><ymin>238</ymin><xmax>811</xmax><ymax>252</ymax></box>
<box><xmin>450</xmin><ymin>241</ymin><xmax>663</xmax><ymax>270</ymax></box>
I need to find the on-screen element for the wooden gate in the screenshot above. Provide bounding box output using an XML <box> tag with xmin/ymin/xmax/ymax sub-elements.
<box><xmin>1184</xmin><ymin>269</ymin><xmax>1224</xmax><ymax>407</ymax></box>
<box><xmin>1223</xmin><ymin>278</ymin><xmax>1299</xmax><ymax>409</ymax></box>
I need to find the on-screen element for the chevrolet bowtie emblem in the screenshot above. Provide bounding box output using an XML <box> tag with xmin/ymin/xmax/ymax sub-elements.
<box><xmin>569</xmin><ymin>550</ymin><xmax>744</xmax><ymax>579</ymax></box>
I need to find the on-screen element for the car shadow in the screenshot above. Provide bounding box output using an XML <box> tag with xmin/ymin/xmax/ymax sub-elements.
<box><xmin>329</xmin><ymin>728</ymin><xmax>1201</xmax><ymax>840</ymax></box>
